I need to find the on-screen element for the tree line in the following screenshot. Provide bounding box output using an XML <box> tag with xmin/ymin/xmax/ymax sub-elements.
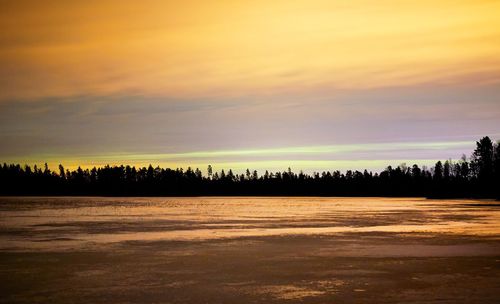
<box><xmin>1</xmin><ymin>136</ymin><xmax>499</xmax><ymax>198</ymax></box>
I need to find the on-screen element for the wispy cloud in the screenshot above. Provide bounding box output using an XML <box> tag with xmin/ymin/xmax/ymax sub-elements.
<box><xmin>1</xmin><ymin>0</ymin><xmax>500</xmax><ymax>101</ymax></box>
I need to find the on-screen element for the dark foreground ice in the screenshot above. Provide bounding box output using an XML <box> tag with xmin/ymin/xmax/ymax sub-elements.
<box><xmin>1</xmin><ymin>197</ymin><xmax>499</xmax><ymax>303</ymax></box>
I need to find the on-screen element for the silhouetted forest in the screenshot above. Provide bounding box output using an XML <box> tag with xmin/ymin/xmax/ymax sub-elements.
<box><xmin>1</xmin><ymin>137</ymin><xmax>499</xmax><ymax>198</ymax></box>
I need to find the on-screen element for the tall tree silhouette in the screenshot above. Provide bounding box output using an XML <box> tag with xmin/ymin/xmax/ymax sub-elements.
<box><xmin>471</xmin><ymin>136</ymin><xmax>494</xmax><ymax>180</ymax></box>
<box><xmin>434</xmin><ymin>161</ymin><xmax>443</xmax><ymax>180</ymax></box>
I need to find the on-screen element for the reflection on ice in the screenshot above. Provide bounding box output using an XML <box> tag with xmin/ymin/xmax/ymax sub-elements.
<box><xmin>0</xmin><ymin>197</ymin><xmax>499</xmax><ymax>250</ymax></box>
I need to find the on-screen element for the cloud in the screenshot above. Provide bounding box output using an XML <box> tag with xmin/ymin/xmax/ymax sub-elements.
<box><xmin>1</xmin><ymin>0</ymin><xmax>500</xmax><ymax>101</ymax></box>
<box><xmin>1</xmin><ymin>84</ymin><xmax>499</xmax><ymax>170</ymax></box>
<box><xmin>1</xmin><ymin>1</ymin><xmax>499</xmax><ymax>172</ymax></box>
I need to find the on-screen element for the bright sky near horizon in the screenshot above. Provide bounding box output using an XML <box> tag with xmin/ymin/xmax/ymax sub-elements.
<box><xmin>1</xmin><ymin>0</ymin><xmax>500</xmax><ymax>172</ymax></box>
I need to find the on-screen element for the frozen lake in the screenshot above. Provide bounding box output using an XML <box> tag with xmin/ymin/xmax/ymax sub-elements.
<box><xmin>1</xmin><ymin>197</ymin><xmax>499</xmax><ymax>303</ymax></box>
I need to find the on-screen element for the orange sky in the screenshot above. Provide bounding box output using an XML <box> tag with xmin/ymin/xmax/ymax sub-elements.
<box><xmin>1</xmin><ymin>0</ymin><xmax>500</xmax><ymax>172</ymax></box>
<box><xmin>1</xmin><ymin>0</ymin><xmax>500</xmax><ymax>101</ymax></box>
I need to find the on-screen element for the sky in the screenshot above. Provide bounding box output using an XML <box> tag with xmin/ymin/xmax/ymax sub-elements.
<box><xmin>1</xmin><ymin>0</ymin><xmax>500</xmax><ymax>173</ymax></box>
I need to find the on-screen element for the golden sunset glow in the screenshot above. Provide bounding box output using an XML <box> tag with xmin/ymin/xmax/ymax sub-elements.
<box><xmin>2</xmin><ymin>0</ymin><xmax>500</xmax><ymax>101</ymax></box>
